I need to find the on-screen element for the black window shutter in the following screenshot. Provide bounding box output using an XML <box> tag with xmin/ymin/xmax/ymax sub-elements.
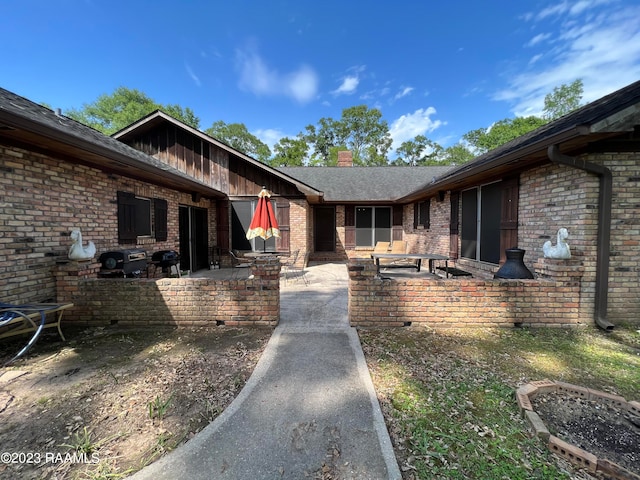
<box><xmin>413</xmin><ymin>200</ymin><xmax>430</xmax><ymax>229</ymax></box>
<box><xmin>154</xmin><ymin>198</ymin><xmax>168</xmax><ymax>241</ymax></box>
<box><xmin>421</xmin><ymin>199</ymin><xmax>430</xmax><ymax>229</ymax></box>
<box><xmin>117</xmin><ymin>191</ymin><xmax>137</xmax><ymax>243</ymax></box>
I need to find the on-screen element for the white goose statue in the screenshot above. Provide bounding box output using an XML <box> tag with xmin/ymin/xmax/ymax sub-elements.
<box><xmin>68</xmin><ymin>228</ymin><xmax>96</xmax><ymax>260</ymax></box>
<box><xmin>542</xmin><ymin>228</ymin><xmax>571</xmax><ymax>259</ymax></box>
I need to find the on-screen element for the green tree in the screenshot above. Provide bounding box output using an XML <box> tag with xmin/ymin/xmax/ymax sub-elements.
<box><xmin>205</xmin><ymin>121</ymin><xmax>271</xmax><ymax>164</ymax></box>
<box><xmin>543</xmin><ymin>79</ymin><xmax>584</xmax><ymax>120</ymax></box>
<box><xmin>65</xmin><ymin>87</ymin><xmax>200</xmax><ymax>134</ymax></box>
<box><xmin>463</xmin><ymin>116</ymin><xmax>546</xmax><ymax>154</ymax></box>
<box><xmin>440</xmin><ymin>143</ymin><xmax>474</xmax><ymax>165</ymax></box>
<box><xmin>393</xmin><ymin>135</ymin><xmax>444</xmax><ymax>166</ymax></box>
<box><xmin>305</xmin><ymin>105</ymin><xmax>392</xmax><ymax>166</ymax></box>
<box><xmin>271</xmin><ymin>135</ymin><xmax>309</xmax><ymax>167</ymax></box>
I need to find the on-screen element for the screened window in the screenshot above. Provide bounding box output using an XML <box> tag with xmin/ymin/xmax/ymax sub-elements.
<box><xmin>355</xmin><ymin>206</ymin><xmax>391</xmax><ymax>247</ymax></box>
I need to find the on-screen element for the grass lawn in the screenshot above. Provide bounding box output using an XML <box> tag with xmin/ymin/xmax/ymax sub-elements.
<box><xmin>359</xmin><ymin>324</ymin><xmax>639</xmax><ymax>480</ymax></box>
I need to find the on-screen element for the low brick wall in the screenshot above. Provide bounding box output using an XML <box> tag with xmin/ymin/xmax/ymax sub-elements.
<box><xmin>55</xmin><ymin>259</ymin><xmax>280</xmax><ymax>327</ymax></box>
<box><xmin>348</xmin><ymin>259</ymin><xmax>584</xmax><ymax>328</ymax></box>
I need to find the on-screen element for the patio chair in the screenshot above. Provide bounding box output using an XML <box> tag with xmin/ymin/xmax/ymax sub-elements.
<box><xmin>1</xmin><ymin>302</ymin><xmax>73</xmax><ymax>365</ymax></box>
<box><xmin>282</xmin><ymin>251</ymin><xmax>309</xmax><ymax>285</ymax></box>
<box><xmin>281</xmin><ymin>250</ymin><xmax>299</xmax><ymax>280</ymax></box>
<box><xmin>373</xmin><ymin>241</ymin><xmax>390</xmax><ymax>253</ymax></box>
<box><xmin>229</xmin><ymin>250</ymin><xmax>254</xmax><ymax>279</ymax></box>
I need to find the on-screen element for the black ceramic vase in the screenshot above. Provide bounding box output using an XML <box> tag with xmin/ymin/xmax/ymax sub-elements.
<box><xmin>494</xmin><ymin>248</ymin><xmax>534</xmax><ymax>279</ymax></box>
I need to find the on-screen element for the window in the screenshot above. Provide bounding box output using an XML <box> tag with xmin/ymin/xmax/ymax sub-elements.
<box><xmin>460</xmin><ymin>179</ymin><xmax>517</xmax><ymax>264</ymax></box>
<box><xmin>355</xmin><ymin>206</ymin><xmax>391</xmax><ymax>247</ymax></box>
<box><xmin>413</xmin><ymin>199</ymin><xmax>430</xmax><ymax>229</ymax></box>
<box><xmin>117</xmin><ymin>191</ymin><xmax>167</xmax><ymax>243</ymax></box>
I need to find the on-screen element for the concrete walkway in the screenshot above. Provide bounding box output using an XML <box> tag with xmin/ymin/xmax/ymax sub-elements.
<box><xmin>129</xmin><ymin>263</ymin><xmax>401</xmax><ymax>480</ymax></box>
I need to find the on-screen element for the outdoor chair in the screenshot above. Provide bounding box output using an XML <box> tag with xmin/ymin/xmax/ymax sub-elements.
<box><xmin>373</xmin><ymin>241</ymin><xmax>390</xmax><ymax>253</ymax></box>
<box><xmin>229</xmin><ymin>250</ymin><xmax>254</xmax><ymax>279</ymax></box>
<box><xmin>281</xmin><ymin>250</ymin><xmax>299</xmax><ymax>280</ymax></box>
<box><xmin>282</xmin><ymin>251</ymin><xmax>309</xmax><ymax>285</ymax></box>
<box><xmin>1</xmin><ymin>302</ymin><xmax>73</xmax><ymax>365</ymax></box>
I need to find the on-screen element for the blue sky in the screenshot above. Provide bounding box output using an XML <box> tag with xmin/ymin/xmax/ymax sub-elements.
<box><xmin>2</xmin><ymin>0</ymin><xmax>639</xmax><ymax>159</ymax></box>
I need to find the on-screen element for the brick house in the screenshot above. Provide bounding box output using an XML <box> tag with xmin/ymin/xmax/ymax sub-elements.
<box><xmin>2</xmin><ymin>79</ymin><xmax>640</xmax><ymax>328</ymax></box>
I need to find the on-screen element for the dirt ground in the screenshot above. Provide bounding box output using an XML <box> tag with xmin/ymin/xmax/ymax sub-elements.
<box><xmin>532</xmin><ymin>392</ymin><xmax>640</xmax><ymax>475</ymax></box>
<box><xmin>1</xmin><ymin>325</ymin><xmax>638</xmax><ymax>480</ymax></box>
<box><xmin>0</xmin><ymin>325</ymin><xmax>271</xmax><ymax>480</ymax></box>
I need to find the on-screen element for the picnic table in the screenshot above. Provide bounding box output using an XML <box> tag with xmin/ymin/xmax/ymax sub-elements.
<box><xmin>371</xmin><ymin>253</ymin><xmax>449</xmax><ymax>275</ymax></box>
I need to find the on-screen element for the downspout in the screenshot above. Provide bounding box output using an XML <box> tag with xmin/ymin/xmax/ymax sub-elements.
<box><xmin>547</xmin><ymin>144</ymin><xmax>615</xmax><ymax>330</ymax></box>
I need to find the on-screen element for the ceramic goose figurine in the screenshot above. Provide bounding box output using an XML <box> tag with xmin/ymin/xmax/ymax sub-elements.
<box><xmin>542</xmin><ymin>228</ymin><xmax>571</xmax><ymax>259</ymax></box>
<box><xmin>68</xmin><ymin>228</ymin><xmax>96</xmax><ymax>260</ymax></box>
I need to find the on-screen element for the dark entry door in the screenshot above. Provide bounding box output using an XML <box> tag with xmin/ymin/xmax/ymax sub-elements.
<box><xmin>179</xmin><ymin>206</ymin><xmax>209</xmax><ymax>272</ymax></box>
<box><xmin>314</xmin><ymin>206</ymin><xmax>335</xmax><ymax>252</ymax></box>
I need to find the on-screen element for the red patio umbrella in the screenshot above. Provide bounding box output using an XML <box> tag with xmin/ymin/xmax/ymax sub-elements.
<box><xmin>246</xmin><ymin>188</ymin><xmax>280</xmax><ymax>250</ymax></box>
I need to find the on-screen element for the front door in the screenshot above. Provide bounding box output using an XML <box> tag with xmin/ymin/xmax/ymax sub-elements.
<box><xmin>314</xmin><ymin>206</ymin><xmax>335</xmax><ymax>252</ymax></box>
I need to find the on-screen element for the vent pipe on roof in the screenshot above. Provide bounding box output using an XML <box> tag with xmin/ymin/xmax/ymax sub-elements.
<box><xmin>547</xmin><ymin>144</ymin><xmax>614</xmax><ymax>331</ymax></box>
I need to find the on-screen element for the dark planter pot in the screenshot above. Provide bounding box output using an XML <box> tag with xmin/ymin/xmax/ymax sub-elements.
<box><xmin>494</xmin><ymin>248</ymin><xmax>534</xmax><ymax>279</ymax></box>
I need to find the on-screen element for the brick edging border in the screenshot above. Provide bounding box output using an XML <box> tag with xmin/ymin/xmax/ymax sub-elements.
<box><xmin>516</xmin><ymin>380</ymin><xmax>640</xmax><ymax>480</ymax></box>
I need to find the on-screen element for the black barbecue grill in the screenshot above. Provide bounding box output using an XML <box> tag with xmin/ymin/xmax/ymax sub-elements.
<box><xmin>151</xmin><ymin>250</ymin><xmax>180</xmax><ymax>275</ymax></box>
<box><xmin>99</xmin><ymin>249</ymin><xmax>148</xmax><ymax>277</ymax></box>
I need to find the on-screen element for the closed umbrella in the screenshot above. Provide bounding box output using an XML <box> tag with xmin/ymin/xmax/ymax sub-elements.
<box><xmin>246</xmin><ymin>188</ymin><xmax>280</xmax><ymax>251</ymax></box>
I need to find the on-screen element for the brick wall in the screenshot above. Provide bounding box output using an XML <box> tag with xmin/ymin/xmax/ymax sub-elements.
<box><xmin>55</xmin><ymin>258</ymin><xmax>280</xmax><ymax>327</ymax></box>
<box><xmin>348</xmin><ymin>259</ymin><xmax>584</xmax><ymax>328</ymax></box>
<box><xmin>403</xmin><ymin>201</ymin><xmax>451</xmax><ymax>256</ymax></box>
<box><xmin>288</xmin><ymin>198</ymin><xmax>309</xmax><ymax>266</ymax></box>
<box><xmin>519</xmin><ymin>153</ymin><xmax>640</xmax><ymax>325</ymax></box>
<box><xmin>0</xmin><ymin>144</ymin><xmax>212</xmax><ymax>305</ymax></box>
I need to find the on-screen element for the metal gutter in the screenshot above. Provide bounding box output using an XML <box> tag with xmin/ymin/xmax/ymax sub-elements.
<box><xmin>547</xmin><ymin>144</ymin><xmax>614</xmax><ymax>331</ymax></box>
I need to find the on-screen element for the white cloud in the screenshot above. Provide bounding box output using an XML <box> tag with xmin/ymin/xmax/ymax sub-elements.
<box><xmin>496</xmin><ymin>2</ymin><xmax>640</xmax><ymax>117</ymax></box>
<box><xmin>525</xmin><ymin>33</ymin><xmax>551</xmax><ymax>47</ymax></box>
<box><xmin>254</xmin><ymin>128</ymin><xmax>286</xmax><ymax>152</ymax></box>
<box><xmin>332</xmin><ymin>75</ymin><xmax>359</xmax><ymax>95</ymax></box>
<box><xmin>388</xmin><ymin>107</ymin><xmax>444</xmax><ymax>151</ymax></box>
<box><xmin>394</xmin><ymin>86</ymin><xmax>414</xmax><ymax>101</ymax></box>
<box><xmin>184</xmin><ymin>62</ymin><xmax>201</xmax><ymax>87</ymax></box>
<box><xmin>235</xmin><ymin>48</ymin><xmax>318</xmax><ymax>104</ymax></box>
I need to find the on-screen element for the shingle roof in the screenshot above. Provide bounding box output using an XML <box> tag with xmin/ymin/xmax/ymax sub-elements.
<box><xmin>277</xmin><ymin>166</ymin><xmax>455</xmax><ymax>202</ymax></box>
<box><xmin>0</xmin><ymin>87</ymin><xmax>224</xmax><ymax>195</ymax></box>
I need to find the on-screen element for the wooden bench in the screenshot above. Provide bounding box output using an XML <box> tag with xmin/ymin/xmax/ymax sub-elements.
<box><xmin>436</xmin><ymin>266</ymin><xmax>472</xmax><ymax>278</ymax></box>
